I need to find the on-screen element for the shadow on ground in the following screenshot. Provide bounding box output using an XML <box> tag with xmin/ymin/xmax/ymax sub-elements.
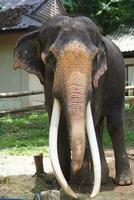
<box><xmin>0</xmin><ymin>150</ymin><xmax>134</xmax><ymax>200</ymax></box>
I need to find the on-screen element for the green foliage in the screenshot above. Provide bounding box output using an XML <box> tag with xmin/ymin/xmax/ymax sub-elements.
<box><xmin>63</xmin><ymin>0</ymin><xmax>134</xmax><ymax>34</ymax></box>
<box><xmin>63</xmin><ymin>0</ymin><xmax>78</xmax><ymax>12</ymax></box>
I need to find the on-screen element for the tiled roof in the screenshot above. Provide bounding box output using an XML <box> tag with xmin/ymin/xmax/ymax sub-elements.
<box><xmin>108</xmin><ymin>26</ymin><xmax>134</xmax><ymax>54</ymax></box>
<box><xmin>30</xmin><ymin>0</ymin><xmax>66</xmax><ymax>23</ymax></box>
<box><xmin>0</xmin><ymin>0</ymin><xmax>65</xmax><ymax>31</ymax></box>
<box><xmin>0</xmin><ymin>0</ymin><xmax>41</xmax><ymax>10</ymax></box>
<box><xmin>0</xmin><ymin>0</ymin><xmax>42</xmax><ymax>30</ymax></box>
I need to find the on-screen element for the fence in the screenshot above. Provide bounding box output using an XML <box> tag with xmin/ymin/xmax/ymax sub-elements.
<box><xmin>0</xmin><ymin>87</ymin><xmax>134</xmax><ymax>116</ymax></box>
<box><xmin>125</xmin><ymin>86</ymin><xmax>134</xmax><ymax>104</ymax></box>
<box><xmin>0</xmin><ymin>90</ymin><xmax>44</xmax><ymax>116</ymax></box>
<box><xmin>0</xmin><ymin>90</ymin><xmax>44</xmax><ymax>98</ymax></box>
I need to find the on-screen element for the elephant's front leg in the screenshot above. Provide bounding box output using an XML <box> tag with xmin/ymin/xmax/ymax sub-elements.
<box><xmin>107</xmin><ymin>97</ymin><xmax>132</xmax><ymax>185</ymax></box>
<box><xmin>58</xmin><ymin>113</ymin><xmax>71</xmax><ymax>182</ymax></box>
<box><xmin>96</xmin><ymin>120</ymin><xmax>109</xmax><ymax>184</ymax></box>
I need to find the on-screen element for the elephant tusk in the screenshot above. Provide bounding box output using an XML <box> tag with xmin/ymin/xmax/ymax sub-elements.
<box><xmin>41</xmin><ymin>52</ymin><xmax>46</xmax><ymax>63</ymax></box>
<box><xmin>86</xmin><ymin>101</ymin><xmax>101</xmax><ymax>198</ymax></box>
<box><xmin>49</xmin><ymin>98</ymin><xmax>78</xmax><ymax>199</ymax></box>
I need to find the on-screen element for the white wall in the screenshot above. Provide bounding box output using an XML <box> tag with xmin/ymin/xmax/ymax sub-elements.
<box><xmin>0</xmin><ymin>44</ymin><xmax>29</xmax><ymax>110</ymax></box>
<box><xmin>0</xmin><ymin>45</ymin><xmax>45</xmax><ymax>110</ymax></box>
<box><xmin>28</xmin><ymin>74</ymin><xmax>44</xmax><ymax>106</ymax></box>
<box><xmin>0</xmin><ymin>32</ymin><xmax>44</xmax><ymax>111</ymax></box>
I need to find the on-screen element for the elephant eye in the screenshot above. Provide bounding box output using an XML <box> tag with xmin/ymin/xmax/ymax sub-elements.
<box><xmin>92</xmin><ymin>52</ymin><xmax>99</xmax><ymax>73</ymax></box>
<box><xmin>93</xmin><ymin>52</ymin><xmax>98</xmax><ymax>68</ymax></box>
<box><xmin>45</xmin><ymin>51</ymin><xmax>57</xmax><ymax>71</ymax></box>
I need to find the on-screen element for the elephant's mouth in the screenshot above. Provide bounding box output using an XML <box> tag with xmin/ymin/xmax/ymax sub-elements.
<box><xmin>49</xmin><ymin>98</ymin><xmax>101</xmax><ymax>198</ymax></box>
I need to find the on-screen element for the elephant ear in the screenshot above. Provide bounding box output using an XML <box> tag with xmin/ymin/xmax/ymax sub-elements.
<box><xmin>92</xmin><ymin>38</ymin><xmax>107</xmax><ymax>88</ymax></box>
<box><xmin>13</xmin><ymin>30</ymin><xmax>45</xmax><ymax>84</ymax></box>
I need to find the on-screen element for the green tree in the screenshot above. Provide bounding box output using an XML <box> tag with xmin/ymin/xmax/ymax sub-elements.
<box><xmin>63</xmin><ymin>0</ymin><xmax>134</xmax><ymax>34</ymax></box>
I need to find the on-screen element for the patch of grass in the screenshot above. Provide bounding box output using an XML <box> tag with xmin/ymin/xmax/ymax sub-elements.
<box><xmin>125</xmin><ymin>129</ymin><xmax>134</xmax><ymax>146</ymax></box>
<box><xmin>0</xmin><ymin>112</ymin><xmax>49</xmax><ymax>155</ymax></box>
<box><xmin>0</xmin><ymin>111</ymin><xmax>133</xmax><ymax>155</ymax></box>
<box><xmin>0</xmin><ymin>146</ymin><xmax>49</xmax><ymax>155</ymax></box>
<box><xmin>125</xmin><ymin>103</ymin><xmax>134</xmax><ymax>112</ymax></box>
<box><xmin>103</xmin><ymin>127</ymin><xmax>134</xmax><ymax>147</ymax></box>
<box><xmin>103</xmin><ymin>128</ymin><xmax>112</xmax><ymax>147</ymax></box>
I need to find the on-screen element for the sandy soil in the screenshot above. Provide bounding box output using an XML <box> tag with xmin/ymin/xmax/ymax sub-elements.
<box><xmin>0</xmin><ymin>149</ymin><xmax>134</xmax><ymax>200</ymax></box>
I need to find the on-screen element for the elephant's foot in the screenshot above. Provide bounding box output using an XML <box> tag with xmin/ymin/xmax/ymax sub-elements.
<box><xmin>115</xmin><ymin>168</ymin><xmax>132</xmax><ymax>185</ymax></box>
<box><xmin>70</xmin><ymin>174</ymin><xmax>92</xmax><ymax>187</ymax></box>
<box><xmin>114</xmin><ymin>158</ymin><xmax>133</xmax><ymax>185</ymax></box>
<box><xmin>41</xmin><ymin>173</ymin><xmax>58</xmax><ymax>186</ymax></box>
<box><xmin>101</xmin><ymin>172</ymin><xmax>109</xmax><ymax>184</ymax></box>
<box><xmin>70</xmin><ymin>159</ymin><xmax>110</xmax><ymax>186</ymax></box>
<box><xmin>70</xmin><ymin>160</ymin><xmax>92</xmax><ymax>186</ymax></box>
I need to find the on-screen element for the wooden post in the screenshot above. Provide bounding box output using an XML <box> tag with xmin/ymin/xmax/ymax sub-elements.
<box><xmin>34</xmin><ymin>153</ymin><xmax>45</xmax><ymax>176</ymax></box>
<box><xmin>0</xmin><ymin>105</ymin><xmax>45</xmax><ymax>117</ymax></box>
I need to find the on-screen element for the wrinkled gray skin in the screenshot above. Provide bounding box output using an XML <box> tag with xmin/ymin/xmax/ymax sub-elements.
<box><xmin>13</xmin><ymin>16</ymin><xmax>132</xmax><ymax>188</ymax></box>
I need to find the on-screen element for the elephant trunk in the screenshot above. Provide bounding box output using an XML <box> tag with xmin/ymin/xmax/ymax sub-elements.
<box><xmin>70</xmin><ymin>118</ymin><xmax>85</xmax><ymax>174</ymax></box>
<box><xmin>66</xmin><ymin>87</ymin><xmax>86</xmax><ymax>174</ymax></box>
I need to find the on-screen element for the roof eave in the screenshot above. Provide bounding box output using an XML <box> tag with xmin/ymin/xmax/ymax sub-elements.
<box><xmin>0</xmin><ymin>26</ymin><xmax>39</xmax><ymax>33</ymax></box>
<box><xmin>123</xmin><ymin>51</ymin><xmax>134</xmax><ymax>58</ymax></box>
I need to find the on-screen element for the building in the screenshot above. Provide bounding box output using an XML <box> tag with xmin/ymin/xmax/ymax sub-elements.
<box><xmin>0</xmin><ymin>0</ymin><xmax>65</xmax><ymax>110</ymax></box>
<box><xmin>1</xmin><ymin>1</ymin><xmax>133</xmax><ymax>111</ymax></box>
<box><xmin>108</xmin><ymin>25</ymin><xmax>134</xmax><ymax>86</ymax></box>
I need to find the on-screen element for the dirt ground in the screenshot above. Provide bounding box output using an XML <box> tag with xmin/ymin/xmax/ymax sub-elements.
<box><xmin>0</xmin><ymin>149</ymin><xmax>134</xmax><ymax>200</ymax></box>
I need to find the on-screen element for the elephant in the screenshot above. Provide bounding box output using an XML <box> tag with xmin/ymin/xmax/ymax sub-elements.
<box><xmin>13</xmin><ymin>15</ymin><xmax>132</xmax><ymax>198</ymax></box>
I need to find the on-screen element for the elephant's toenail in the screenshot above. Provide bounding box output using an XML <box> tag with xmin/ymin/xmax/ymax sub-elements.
<box><xmin>126</xmin><ymin>180</ymin><xmax>132</xmax><ymax>185</ymax></box>
<box><xmin>118</xmin><ymin>180</ymin><xmax>125</xmax><ymax>185</ymax></box>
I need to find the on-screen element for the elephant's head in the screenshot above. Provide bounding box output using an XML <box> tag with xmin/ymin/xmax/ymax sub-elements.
<box><xmin>13</xmin><ymin>16</ymin><xmax>107</xmax><ymax>198</ymax></box>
